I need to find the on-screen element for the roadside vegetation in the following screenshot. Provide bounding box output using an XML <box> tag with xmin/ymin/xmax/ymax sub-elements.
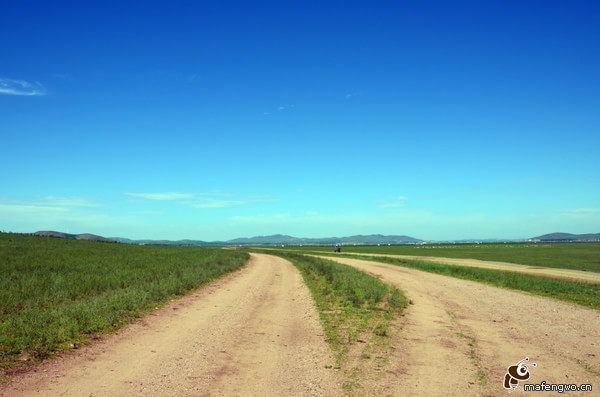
<box><xmin>327</xmin><ymin>254</ymin><xmax>600</xmax><ymax>310</ymax></box>
<box><xmin>276</xmin><ymin>242</ymin><xmax>600</xmax><ymax>273</ymax></box>
<box><xmin>249</xmin><ymin>249</ymin><xmax>407</xmax><ymax>394</ymax></box>
<box><xmin>0</xmin><ymin>232</ymin><xmax>248</xmax><ymax>376</ymax></box>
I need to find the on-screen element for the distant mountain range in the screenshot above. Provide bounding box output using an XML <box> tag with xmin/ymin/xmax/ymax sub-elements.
<box><xmin>529</xmin><ymin>232</ymin><xmax>600</xmax><ymax>242</ymax></box>
<box><xmin>31</xmin><ymin>230</ymin><xmax>600</xmax><ymax>245</ymax></box>
<box><xmin>226</xmin><ymin>234</ymin><xmax>422</xmax><ymax>245</ymax></box>
<box><xmin>33</xmin><ymin>231</ymin><xmax>422</xmax><ymax>245</ymax></box>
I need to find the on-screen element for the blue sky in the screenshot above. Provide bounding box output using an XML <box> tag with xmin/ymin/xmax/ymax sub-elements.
<box><xmin>1</xmin><ymin>0</ymin><xmax>599</xmax><ymax>241</ymax></box>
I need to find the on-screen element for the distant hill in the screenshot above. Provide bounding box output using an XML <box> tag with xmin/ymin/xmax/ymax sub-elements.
<box><xmin>33</xmin><ymin>231</ymin><xmax>422</xmax><ymax>245</ymax></box>
<box><xmin>34</xmin><ymin>230</ymin><xmax>76</xmax><ymax>239</ymax></box>
<box><xmin>108</xmin><ymin>237</ymin><xmax>212</xmax><ymax>246</ymax></box>
<box><xmin>530</xmin><ymin>232</ymin><xmax>600</xmax><ymax>242</ymax></box>
<box><xmin>339</xmin><ymin>234</ymin><xmax>422</xmax><ymax>244</ymax></box>
<box><xmin>226</xmin><ymin>234</ymin><xmax>422</xmax><ymax>245</ymax></box>
<box><xmin>34</xmin><ymin>231</ymin><xmax>113</xmax><ymax>242</ymax></box>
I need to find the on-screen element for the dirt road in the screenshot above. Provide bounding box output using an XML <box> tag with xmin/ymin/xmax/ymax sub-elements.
<box><xmin>1</xmin><ymin>253</ymin><xmax>340</xmax><ymax>396</ymax></box>
<box><xmin>333</xmin><ymin>252</ymin><xmax>600</xmax><ymax>284</ymax></box>
<box><xmin>321</xmin><ymin>256</ymin><xmax>599</xmax><ymax>396</ymax></box>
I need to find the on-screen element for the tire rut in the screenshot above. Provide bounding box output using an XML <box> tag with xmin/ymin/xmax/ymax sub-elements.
<box><xmin>322</xmin><ymin>256</ymin><xmax>600</xmax><ymax>396</ymax></box>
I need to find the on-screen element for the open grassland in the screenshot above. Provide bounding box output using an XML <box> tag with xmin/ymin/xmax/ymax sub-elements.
<box><xmin>0</xmin><ymin>233</ymin><xmax>248</xmax><ymax>374</ymax></box>
<box><xmin>249</xmin><ymin>249</ymin><xmax>407</xmax><ymax>393</ymax></box>
<box><xmin>278</xmin><ymin>242</ymin><xmax>600</xmax><ymax>272</ymax></box>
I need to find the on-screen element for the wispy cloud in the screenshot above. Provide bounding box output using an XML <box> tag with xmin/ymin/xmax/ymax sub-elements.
<box><xmin>345</xmin><ymin>92</ymin><xmax>362</xmax><ymax>99</ymax></box>
<box><xmin>554</xmin><ymin>208</ymin><xmax>600</xmax><ymax>217</ymax></box>
<box><xmin>0</xmin><ymin>196</ymin><xmax>101</xmax><ymax>230</ymax></box>
<box><xmin>41</xmin><ymin>196</ymin><xmax>101</xmax><ymax>208</ymax></box>
<box><xmin>263</xmin><ymin>104</ymin><xmax>295</xmax><ymax>115</ymax></box>
<box><xmin>125</xmin><ymin>191</ymin><xmax>273</xmax><ymax>208</ymax></box>
<box><xmin>0</xmin><ymin>195</ymin><xmax>100</xmax><ymax>209</ymax></box>
<box><xmin>0</xmin><ymin>78</ymin><xmax>46</xmax><ymax>96</ymax></box>
<box><xmin>0</xmin><ymin>203</ymin><xmax>68</xmax><ymax>213</ymax></box>
<box><xmin>377</xmin><ymin>195</ymin><xmax>408</xmax><ymax>208</ymax></box>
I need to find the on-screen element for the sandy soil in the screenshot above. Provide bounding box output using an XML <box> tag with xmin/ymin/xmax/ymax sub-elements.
<box><xmin>1</xmin><ymin>253</ymin><xmax>340</xmax><ymax>397</ymax></box>
<box><xmin>321</xmin><ymin>256</ymin><xmax>600</xmax><ymax>396</ymax></box>
<box><xmin>338</xmin><ymin>252</ymin><xmax>600</xmax><ymax>283</ymax></box>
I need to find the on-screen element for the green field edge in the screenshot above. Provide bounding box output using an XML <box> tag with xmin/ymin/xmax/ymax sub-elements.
<box><xmin>1</xmin><ymin>260</ymin><xmax>248</xmax><ymax>379</ymax></box>
<box><xmin>314</xmin><ymin>252</ymin><xmax>600</xmax><ymax>310</ymax></box>
<box><xmin>0</xmin><ymin>234</ymin><xmax>250</xmax><ymax>381</ymax></box>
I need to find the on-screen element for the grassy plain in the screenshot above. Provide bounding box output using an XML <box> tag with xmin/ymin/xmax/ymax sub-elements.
<box><xmin>0</xmin><ymin>233</ymin><xmax>248</xmax><ymax>374</ymax></box>
<box><xmin>277</xmin><ymin>242</ymin><xmax>600</xmax><ymax>272</ymax></box>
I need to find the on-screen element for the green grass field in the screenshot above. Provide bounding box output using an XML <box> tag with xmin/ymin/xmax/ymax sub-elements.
<box><xmin>275</xmin><ymin>242</ymin><xmax>600</xmax><ymax>273</ymax></box>
<box><xmin>0</xmin><ymin>233</ymin><xmax>248</xmax><ymax>373</ymax></box>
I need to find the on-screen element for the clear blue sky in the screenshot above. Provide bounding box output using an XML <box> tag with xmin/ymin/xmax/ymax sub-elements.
<box><xmin>1</xmin><ymin>1</ymin><xmax>599</xmax><ymax>241</ymax></box>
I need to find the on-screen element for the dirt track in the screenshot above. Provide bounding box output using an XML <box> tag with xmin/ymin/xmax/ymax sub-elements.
<box><xmin>1</xmin><ymin>253</ymin><xmax>339</xmax><ymax>396</ymax></box>
<box><xmin>321</xmin><ymin>256</ymin><xmax>599</xmax><ymax>396</ymax></box>
<box><xmin>329</xmin><ymin>252</ymin><xmax>600</xmax><ymax>284</ymax></box>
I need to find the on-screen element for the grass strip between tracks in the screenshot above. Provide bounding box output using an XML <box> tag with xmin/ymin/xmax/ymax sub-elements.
<box><xmin>321</xmin><ymin>253</ymin><xmax>600</xmax><ymax>310</ymax></box>
<box><xmin>0</xmin><ymin>233</ymin><xmax>249</xmax><ymax>378</ymax></box>
<box><xmin>276</xmin><ymin>242</ymin><xmax>600</xmax><ymax>273</ymax></box>
<box><xmin>250</xmin><ymin>250</ymin><xmax>407</xmax><ymax>393</ymax></box>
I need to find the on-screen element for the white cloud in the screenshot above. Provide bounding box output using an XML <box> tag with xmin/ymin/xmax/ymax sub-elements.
<box><xmin>0</xmin><ymin>195</ymin><xmax>100</xmax><ymax>210</ymax></box>
<box><xmin>41</xmin><ymin>196</ymin><xmax>101</xmax><ymax>207</ymax></box>
<box><xmin>264</xmin><ymin>104</ymin><xmax>294</xmax><ymax>115</ymax></box>
<box><xmin>0</xmin><ymin>203</ymin><xmax>68</xmax><ymax>213</ymax></box>
<box><xmin>0</xmin><ymin>196</ymin><xmax>105</xmax><ymax>234</ymax></box>
<box><xmin>556</xmin><ymin>208</ymin><xmax>600</xmax><ymax>216</ymax></box>
<box><xmin>378</xmin><ymin>195</ymin><xmax>408</xmax><ymax>208</ymax></box>
<box><xmin>0</xmin><ymin>78</ymin><xmax>46</xmax><ymax>96</ymax></box>
<box><xmin>125</xmin><ymin>191</ymin><xmax>274</xmax><ymax>208</ymax></box>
